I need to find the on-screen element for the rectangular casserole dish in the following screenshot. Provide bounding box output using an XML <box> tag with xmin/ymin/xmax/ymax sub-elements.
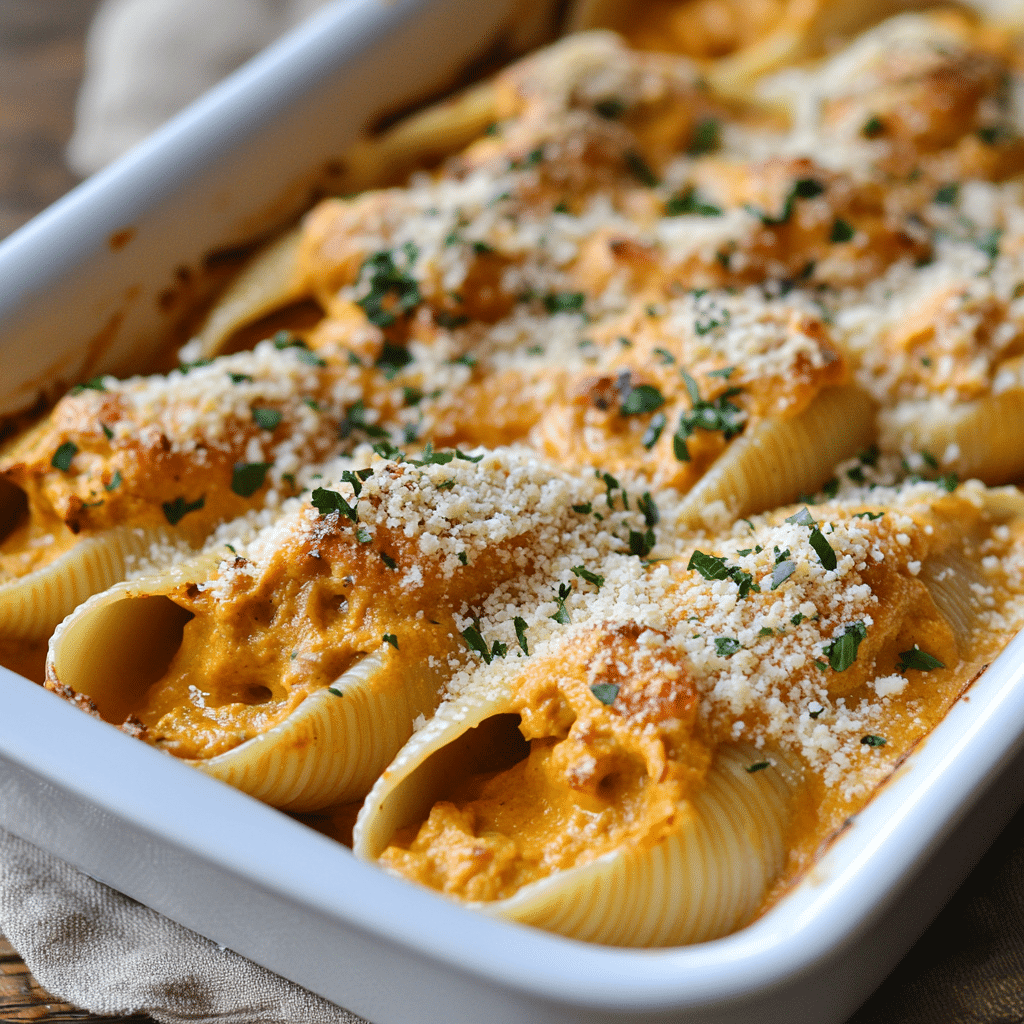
<box><xmin>2</xmin><ymin>2</ymin><xmax>1024</xmax><ymax>1020</ymax></box>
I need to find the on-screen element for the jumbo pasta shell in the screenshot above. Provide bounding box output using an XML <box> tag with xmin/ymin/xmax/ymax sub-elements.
<box><xmin>46</xmin><ymin>559</ymin><xmax>444</xmax><ymax>812</ymax></box>
<box><xmin>1</xmin><ymin>524</ymin><xmax>172</xmax><ymax>642</ymax></box>
<box><xmin>354</xmin><ymin>690</ymin><xmax>794</xmax><ymax>947</ymax></box>
<box><xmin>880</xmin><ymin>388</ymin><xmax>1024</xmax><ymax>485</ymax></box>
<box><xmin>192</xmin><ymin>227</ymin><xmax>308</xmax><ymax>359</ymax></box>
<box><xmin>677</xmin><ymin>384</ymin><xmax>876</xmax><ymax>530</ymax></box>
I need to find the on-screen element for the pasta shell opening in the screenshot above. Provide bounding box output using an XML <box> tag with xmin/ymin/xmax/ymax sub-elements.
<box><xmin>49</xmin><ymin>592</ymin><xmax>193</xmax><ymax>726</ymax></box>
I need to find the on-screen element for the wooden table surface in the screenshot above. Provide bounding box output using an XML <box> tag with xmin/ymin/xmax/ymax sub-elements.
<box><xmin>3</xmin><ymin>4</ymin><xmax>1024</xmax><ymax>1024</ymax></box>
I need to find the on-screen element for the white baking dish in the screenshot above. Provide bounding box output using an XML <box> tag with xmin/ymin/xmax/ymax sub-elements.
<box><xmin>3</xmin><ymin>2</ymin><xmax>1024</xmax><ymax>1020</ymax></box>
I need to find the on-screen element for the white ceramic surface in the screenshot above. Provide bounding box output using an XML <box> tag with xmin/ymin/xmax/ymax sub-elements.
<box><xmin>2</xmin><ymin>2</ymin><xmax>1024</xmax><ymax>1020</ymax></box>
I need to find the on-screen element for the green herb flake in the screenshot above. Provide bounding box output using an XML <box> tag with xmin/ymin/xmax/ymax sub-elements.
<box><xmin>823</xmin><ymin>621</ymin><xmax>867</xmax><ymax>672</ymax></box>
<box><xmin>934</xmin><ymin>183</ymin><xmax>959</xmax><ymax>205</ymax></box>
<box><xmin>594</xmin><ymin>97</ymin><xmax>626</xmax><ymax>119</ymax></box>
<box><xmin>380</xmin><ymin>552</ymin><xmax>397</xmax><ymax>569</ymax></box>
<box><xmin>625</xmin><ymin>149</ymin><xmax>658</xmax><ymax>187</ymax></box>
<box><xmin>571</xmin><ymin>565</ymin><xmax>605</xmax><ymax>588</ymax></box>
<box><xmin>310</xmin><ymin>487</ymin><xmax>358</xmax><ymax>522</ymax></box>
<box><xmin>861</xmin><ymin>734</ymin><xmax>887</xmax><ymax>747</ymax></box>
<box><xmin>461</xmin><ymin>624</ymin><xmax>491</xmax><ymax>663</ymax></box>
<box><xmin>355</xmin><ymin>246</ymin><xmax>422</xmax><ymax>328</ymax></box>
<box><xmin>862</xmin><ymin>115</ymin><xmax>884</xmax><ymax>138</ymax></box>
<box><xmin>572</xmin><ymin>502</ymin><xmax>593</xmax><ymax>514</ymax></box>
<box><xmin>543</xmin><ymin>291</ymin><xmax>586</xmax><ymax>315</ymax></box>
<box><xmin>457</xmin><ymin>551</ymin><xmax>468</xmax><ymax>565</ymax></box>
<box><xmin>642</xmin><ymin>411</ymin><xmax>667</xmax><ymax>450</ymax></box>
<box><xmin>665</xmin><ymin>186</ymin><xmax>722</xmax><ymax>217</ymax></box>
<box><xmin>101</xmin><ymin>423</ymin><xmax>114</xmax><ymax>441</ymax></box>
<box><xmin>714</xmin><ymin>637</ymin><xmax>742</xmax><ymax>658</ymax></box>
<box><xmin>590</xmin><ymin>683</ymin><xmax>620</xmax><ymax>705</ymax></box>
<box><xmin>514</xmin><ymin>616</ymin><xmax>530</xmax><ymax>655</ymax></box>
<box><xmin>637</xmin><ymin>491</ymin><xmax>659</xmax><ymax>527</ymax></box>
<box><xmin>620</xmin><ymin>383</ymin><xmax>665</xmax><ymax>417</ymax></box>
<box><xmin>706</xmin><ymin>366</ymin><xmax>735</xmax><ymax>379</ymax></box>
<box><xmin>162</xmin><ymin>494</ymin><xmax>205</xmax><ymax>526</ymax></box>
<box><xmin>688</xmin><ymin>117</ymin><xmax>720</xmax><ymax>155</ymax></box>
<box><xmin>791</xmin><ymin>613</ymin><xmax>805</xmax><ymax>625</ymax></box>
<box><xmin>229</xmin><ymin>372</ymin><xmax>253</xmax><ymax>384</ymax></box>
<box><xmin>629</xmin><ymin>528</ymin><xmax>656</xmax><ymax>558</ymax></box>
<box><xmin>758</xmin><ymin>627</ymin><xmax>774</xmax><ymax>637</ymax></box>
<box><xmin>786</xmin><ymin>506</ymin><xmax>815</xmax><ymax>526</ymax></box>
<box><xmin>977</xmin><ymin>228</ymin><xmax>1002</xmax><ymax>261</ymax></box>
<box><xmin>51</xmin><ymin>441</ymin><xmax>78</xmax><ymax>472</ymax></box>
<box><xmin>376</xmin><ymin>342</ymin><xmax>414</xmax><ymax>380</ymax></box>
<box><xmin>328</xmin><ymin>687</ymin><xmax>344</xmax><ymax>697</ymax></box>
<box><xmin>251</xmin><ymin>406</ymin><xmax>282</xmax><ymax>431</ymax></box>
<box><xmin>231</xmin><ymin>462</ymin><xmax>272</xmax><ymax>498</ymax></box>
<box><xmin>69</xmin><ymin>376</ymin><xmax>108</xmax><ymax>395</ymax></box>
<box><xmin>104</xmin><ymin>470</ymin><xmax>122</xmax><ymax>492</ymax></box>
<box><xmin>896</xmin><ymin>645</ymin><xmax>945</xmax><ymax>673</ymax></box>
<box><xmin>746</xmin><ymin>761</ymin><xmax>770</xmax><ymax>773</ymax></box>
<box><xmin>771</xmin><ymin>559</ymin><xmax>797</xmax><ymax>590</ymax></box>
<box><xmin>808</xmin><ymin>702</ymin><xmax>824</xmax><ymax>719</ymax></box>
<box><xmin>854</xmin><ymin>510</ymin><xmax>885</xmax><ymax>521</ymax></box>
<box><xmin>383</xmin><ymin>634</ymin><xmax>399</xmax><ymax>650</ymax></box>
<box><xmin>356</xmin><ymin>527</ymin><xmax>372</xmax><ymax>544</ymax></box>
<box><xmin>551</xmin><ymin>583</ymin><xmax>573</xmax><ymax>624</ymax></box>
<box><xmin>809</xmin><ymin>527</ymin><xmax>838</xmax><ymax>570</ymax></box>
<box><xmin>830</xmin><ymin>218</ymin><xmax>855</xmax><ymax>243</ymax></box>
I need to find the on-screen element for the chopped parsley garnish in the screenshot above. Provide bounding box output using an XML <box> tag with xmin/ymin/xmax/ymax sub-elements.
<box><xmin>510</xmin><ymin>147</ymin><xmax>544</xmax><ymax>170</ymax></box>
<box><xmin>104</xmin><ymin>470</ymin><xmax>122</xmax><ymax>492</ymax></box>
<box><xmin>854</xmin><ymin>511</ymin><xmax>885</xmax><ymax>521</ymax></box>
<box><xmin>978</xmin><ymin>124</ymin><xmax>1014</xmax><ymax>146</ymax></box>
<box><xmin>637</xmin><ymin>491</ymin><xmax>659</xmax><ymax>527</ymax></box>
<box><xmin>665</xmin><ymin>187</ymin><xmax>722</xmax><ymax>217</ymax></box>
<box><xmin>328</xmin><ymin>687</ymin><xmax>344</xmax><ymax>697</ymax></box>
<box><xmin>382</xmin><ymin>634</ymin><xmax>399</xmax><ymax>650</ymax></box>
<box><xmin>51</xmin><ymin>441</ymin><xmax>78</xmax><ymax>472</ymax></box>
<box><xmin>406</xmin><ymin>441</ymin><xmax>483</xmax><ymax>466</ymax></box>
<box><xmin>355</xmin><ymin>244</ymin><xmax>421</xmax><ymax>327</ymax></box>
<box><xmin>786</xmin><ymin>506</ymin><xmax>815</xmax><ymax>527</ymax></box>
<box><xmin>162</xmin><ymin>494</ymin><xmax>205</xmax><ymax>526</ymax></box>
<box><xmin>251</xmin><ymin>406</ymin><xmax>282</xmax><ymax>431</ymax></box>
<box><xmin>862</xmin><ymin>115</ymin><xmax>884</xmax><ymax>138</ymax></box>
<box><xmin>551</xmin><ymin>583</ymin><xmax>573</xmax><ymax>624</ymax></box>
<box><xmin>823</xmin><ymin>621</ymin><xmax>867</xmax><ymax>672</ymax></box>
<box><xmin>808</xmin><ymin>702</ymin><xmax>824</xmax><ymax>719</ymax></box>
<box><xmin>69</xmin><ymin>376</ymin><xmax>107</xmax><ymax>395</ymax></box>
<box><xmin>694</xmin><ymin>306</ymin><xmax>731</xmax><ymax>335</ymax></box>
<box><xmin>714</xmin><ymin>637</ymin><xmax>742</xmax><ymax>658</ymax></box>
<box><xmin>619</xmin><ymin>383</ymin><xmax>665</xmax><ymax>417</ymax></box>
<box><xmin>758</xmin><ymin>627</ymin><xmax>774</xmax><ymax>637</ymax></box>
<box><xmin>771</xmin><ymin>559</ymin><xmax>797</xmax><ymax>590</ymax></box>
<box><xmin>688</xmin><ymin>117</ymin><xmax>720</xmax><ymax>155</ymax></box>
<box><xmin>177</xmin><ymin>358</ymin><xmax>213</xmax><ymax>374</ymax></box>
<box><xmin>101</xmin><ymin>423</ymin><xmax>114</xmax><ymax>441</ymax></box>
<box><xmin>338</xmin><ymin>399</ymin><xmax>387</xmax><ymax>440</ymax></box>
<box><xmin>402</xmin><ymin>386</ymin><xmax>424</xmax><ymax>406</ymax></box>
<box><xmin>435</xmin><ymin>311</ymin><xmax>469</xmax><ymax>330</ymax></box>
<box><xmin>461</xmin><ymin>622</ymin><xmax>496</xmax><ymax>663</ymax></box>
<box><xmin>830</xmin><ymin>218</ymin><xmax>855</xmax><ymax>243</ymax></box>
<box><xmin>571</xmin><ymin>565</ymin><xmax>604</xmax><ymax>588</ymax></box>
<box><xmin>380</xmin><ymin>552</ymin><xmax>397</xmax><ymax>570</ymax></box>
<box><xmin>977</xmin><ymin>227</ymin><xmax>1002</xmax><ymax>261</ymax></box>
<box><xmin>310</xmin><ymin>487</ymin><xmax>358</xmax><ymax>522</ymax></box>
<box><xmin>676</xmin><ymin>383</ymin><xmax>745</xmax><ymax>449</ymax></box>
<box><xmin>706</xmin><ymin>366</ymin><xmax>735</xmax><ymax>379</ymax></box>
<box><xmin>687</xmin><ymin>550</ymin><xmax>759</xmax><ymax>598</ymax></box>
<box><xmin>934</xmin><ymin>183</ymin><xmax>959</xmax><ymax>205</ymax></box>
<box><xmin>514</xmin><ymin>616</ymin><xmax>529</xmax><ymax>655</ymax></box>
<box><xmin>356</xmin><ymin>527</ymin><xmax>372</xmax><ymax>544</ymax></box>
<box><xmin>746</xmin><ymin>761</ymin><xmax>770</xmax><ymax>773</ymax></box>
<box><xmin>629</xmin><ymin>528</ymin><xmax>656</xmax><ymax>558</ymax></box>
<box><xmin>625</xmin><ymin>150</ymin><xmax>658</xmax><ymax>187</ymax></box>
<box><xmin>859</xmin><ymin>445</ymin><xmax>880</xmax><ymax>467</ymax></box>
<box><xmin>791</xmin><ymin>612</ymin><xmax>805</xmax><ymax>625</ymax></box>
<box><xmin>861</xmin><ymin>734</ymin><xmax>887</xmax><ymax>747</ymax></box>
<box><xmin>793</xmin><ymin>178</ymin><xmax>825</xmax><ymax>199</ymax></box>
<box><xmin>295</xmin><ymin>348</ymin><xmax>327</xmax><ymax>368</ymax></box>
<box><xmin>543</xmin><ymin>291</ymin><xmax>586</xmax><ymax>315</ymax></box>
<box><xmin>642</xmin><ymin>412</ymin><xmax>667</xmax><ymax>450</ymax></box>
<box><xmin>229</xmin><ymin>372</ymin><xmax>253</xmax><ymax>384</ymax></box>
<box><xmin>809</xmin><ymin>527</ymin><xmax>837</xmax><ymax>571</ymax></box>
<box><xmin>572</xmin><ymin>502</ymin><xmax>593</xmax><ymax>514</ymax></box>
<box><xmin>231</xmin><ymin>462</ymin><xmax>272</xmax><ymax>498</ymax></box>
<box><xmin>376</xmin><ymin>342</ymin><xmax>414</xmax><ymax>379</ymax></box>
<box><xmin>653</xmin><ymin>347</ymin><xmax>676</xmax><ymax>364</ymax></box>
<box><xmin>590</xmin><ymin>683</ymin><xmax>620</xmax><ymax>705</ymax></box>
<box><xmin>896</xmin><ymin>646</ymin><xmax>945</xmax><ymax>673</ymax></box>
<box><xmin>457</xmin><ymin>551</ymin><xmax>468</xmax><ymax>565</ymax></box>
<box><xmin>594</xmin><ymin>97</ymin><xmax>626</xmax><ymax>119</ymax></box>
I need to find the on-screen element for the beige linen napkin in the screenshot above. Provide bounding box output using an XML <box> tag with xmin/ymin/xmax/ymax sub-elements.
<box><xmin>0</xmin><ymin>827</ymin><xmax>367</xmax><ymax>1023</ymax></box>
<box><xmin>67</xmin><ymin>0</ymin><xmax>332</xmax><ymax>175</ymax></box>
